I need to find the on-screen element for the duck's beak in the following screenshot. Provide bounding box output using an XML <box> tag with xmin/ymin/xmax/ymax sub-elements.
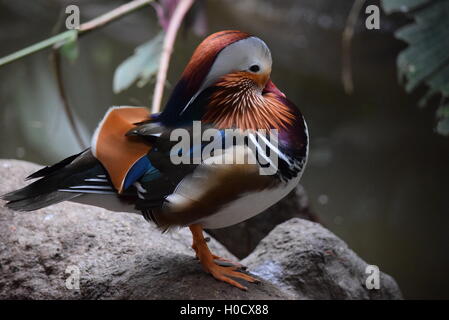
<box><xmin>263</xmin><ymin>79</ymin><xmax>286</xmax><ymax>98</ymax></box>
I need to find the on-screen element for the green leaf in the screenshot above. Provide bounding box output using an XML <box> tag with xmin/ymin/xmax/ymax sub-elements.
<box><xmin>437</xmin><ymin>104</ymin><xmax>449</xmax><ymax>118</ymax></box>
<box><xmin>436</xmin><ymin>115</ymin><xmax>449</xmax><ymax>136</ymax></box>
<box><xmin>113</xmin><ymin>31</ymin><xmax>164</xmax><ymax>94</ymax></box>
<box><xmin>381</xmin><ymin>0</ymin><xmax>429</xmax><ymax>14</ymax></box>
<box><xmin>395</xmin><ymin>1</ymin><xmax>449</xmax><ymax>93</ymax></box>
<box><xmin>436</xmin><ymin>104</ymin><xmax>449</xmax><ymax>136</ymax></box>
<box><xmin>59</xmin><ymin>30</ymin><xmax>79</xmax><ymax>62</ymax></box>
<box><xmin>382</xmin><ymin>0</ymin><xmax>449</xmax><ymax>136</ymax></box>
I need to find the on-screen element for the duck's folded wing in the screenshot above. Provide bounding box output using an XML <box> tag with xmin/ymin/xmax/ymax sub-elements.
<box><xmin>91</xmin><ymin>106</ymin><xmax>154</xmax><ymax>193</ymax></box>
<box><xmin>148</xmin><ymin>143</ymin><xmax>281</xmax><ymax>229</ymax></box>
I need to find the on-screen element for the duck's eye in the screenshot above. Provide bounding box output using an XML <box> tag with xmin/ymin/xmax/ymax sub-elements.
<box><xmin>249</xmin><ymin>65</ymin><xmax>260</xmax><ymax>73</ymax></box>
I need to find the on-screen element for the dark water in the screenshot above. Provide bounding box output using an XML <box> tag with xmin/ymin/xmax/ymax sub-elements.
<box><xmin>1</xmin><ymin>0</ymin><xmax>448</xmax><ymax>299</ymax></box>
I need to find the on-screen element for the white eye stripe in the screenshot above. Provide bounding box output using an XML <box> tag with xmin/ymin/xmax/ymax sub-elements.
<box><xmin>180</xmin><ymin>36</ymin><xmax>272</xmax><ymax>116</ymax></box>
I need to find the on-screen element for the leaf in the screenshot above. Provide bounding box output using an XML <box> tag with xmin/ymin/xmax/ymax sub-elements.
<box><xmin>59</xmin><ymin>30</ymin><xmax>79</xmax><ymax>62</ymax></box>
<box><xmin>382</xmin><ymin>0</ymin><xmax>449</xmax><ymax>135</ymax></box>
<box><xmin>382</xmin><ymin>0</ymin><xmax>429</xmax><ymax>14</ymax></box>
<box><xmin>113</xmin><ymin>31</ymin><xmax>164</xmax><ymax>94</ymax></box>
<box><xmin>395</xmin><ymin>2</ymin><xmax>449</xmax><ymax>92</ymax></box>
<box><xmin>436</xmin><ymin>104</ymin><xmax>449</xmax><ymax>135</ymax></box>
<box><xmin>436</xmin><ymin>104</ymin><xmax>449</xmax><ymax>136</ymax></box>
<box><xmin>437</xmin><ymin>104</ymin><xmax>449</xmax><ymax>118</ymax></box>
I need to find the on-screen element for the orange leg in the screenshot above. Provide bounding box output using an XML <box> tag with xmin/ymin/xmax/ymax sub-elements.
<box><xmin>189</xmin><ymin>224</ymin><xmax>258</xmax><ymax>290</ymax></box>
<box><xmin>191</xmin><ymin>239</ymin><xmax>246</xmax><ymax>269</ymax></box>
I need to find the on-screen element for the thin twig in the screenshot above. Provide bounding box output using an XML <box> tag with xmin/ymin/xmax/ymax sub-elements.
<box><xmin>79</xmin><ymin>0</ymin><xmax>154</xmax><ymax>34</ymax></box>
<box><xmin>0</xmin><ymin>31</ymin><xmax>75</xmax><ymax>67</ymax></box>
<box><xmin>46</xmin><ymin>0</ymin><xmax>155</xmax><ymax>151</ymax></box>
<box><xmin>151</xmin><ymin>0</ymin><xmax>195</xmax><ymax>114</ymax></box>
<box><xmin>51</xmin><ymin>49</ymin><xmax>87</xmax><ymax>149</ymax></box>
<box><xmin>49</xmin><ymin>9</ymin><xmax>87</xmax><ymax>150</ymax></box>
<box><xmin>342</xmin><ymin>0</ymin><xmax>365</xmax><ymax>95</ymax></box>
<box><xmin>0</xmin><ymin>0</ymin><xmax>155</xmax><ymax>67</ymax></box>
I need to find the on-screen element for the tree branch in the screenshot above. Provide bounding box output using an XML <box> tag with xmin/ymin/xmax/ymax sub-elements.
<box><xmin>51</xmin><ymin>49</ymin><xmax>87</xmax><ymax>149</ymax></box>
<box><xmin>79</xmin><ymin>0</ymin><xmax>154</xmax><ymax>34</ymax></box>
<box><xmin>342</xmin><ymin>0</ymin><xmax>365</xmax><ymax>95</ymax></box>
<box><xmin>0</xmin><ymin>0</ymin><xmax>155</xmax><ymax>67</ymax></box>
<box><xmin>151</xmin><ymin>0</ymin><xmax>195</xmax><ymax>114</ymax></box>
<box><xmin>0</xmin><ymin>30</ymin><xmax>75</xmax><ymax>67</ymax></box>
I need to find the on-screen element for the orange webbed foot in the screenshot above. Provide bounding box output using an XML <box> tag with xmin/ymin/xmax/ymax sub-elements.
<box><xmin>212</xmin><ymin>254</ymin><xmax>247</xmax><ymax>270</ymax></box>
<box><xmin>189</xmin><ymin>224</ymin><xmax>258</xmax><ymax>290</ymax></box>
<box><xmin>203</xmin><ymin>261</ymin><xmax>259</xmax><ymax>291</ymax></box>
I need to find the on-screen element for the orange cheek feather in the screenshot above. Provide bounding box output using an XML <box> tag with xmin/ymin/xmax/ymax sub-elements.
<box><xmin>241</xmin><ymin>72</ymin><xmax>269</xmax><ymax>89</ymax></box>
<box><xmin>203</xmin><ymin>72</ymin><xmax>295</xmax><ymax>131</ymax></box>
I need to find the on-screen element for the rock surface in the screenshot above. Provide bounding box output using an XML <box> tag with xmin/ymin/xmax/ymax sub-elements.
<box><xmin>244</xmin><ymin>218</ymin><xmax>403</xmax><ymax>299</ymax></box>
<box><xmin>0</xmin><ymin>160</ymin><xmax>402</xmax><ymax>299</ymax></box>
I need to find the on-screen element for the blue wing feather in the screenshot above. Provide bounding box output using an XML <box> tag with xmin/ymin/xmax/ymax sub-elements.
<box><xmin>123</xmin><ymin>156</ymin><xmax>160</xmax><ymax>190</ymax></box>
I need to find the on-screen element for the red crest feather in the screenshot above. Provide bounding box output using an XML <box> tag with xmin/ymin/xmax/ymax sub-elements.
<box><xmin>181</xmin><ymin>30</ymin><xmax>251</xmax><ymax>95</ymax></box>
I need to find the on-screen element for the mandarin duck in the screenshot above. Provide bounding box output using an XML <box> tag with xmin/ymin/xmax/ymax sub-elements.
<box><xmin>2</xmin><ymin>30</ymin><xmax>309</xmax><ymax>290</ymax></box>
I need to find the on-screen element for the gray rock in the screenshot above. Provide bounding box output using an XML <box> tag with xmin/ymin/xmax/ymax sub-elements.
<box><xmin>243</xmin><ymin>218</ymin><xmax>403</xmax><ymax>299</ymax></box>
<box><xmin>0</xmin><ymin>160</ymin><xmax>290</xmax><ymax>300</ymax></box>
<box><xmin>0</xmin><ymin>159</ymin><xmax>401</xmax><ymax>299</ymax></box>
